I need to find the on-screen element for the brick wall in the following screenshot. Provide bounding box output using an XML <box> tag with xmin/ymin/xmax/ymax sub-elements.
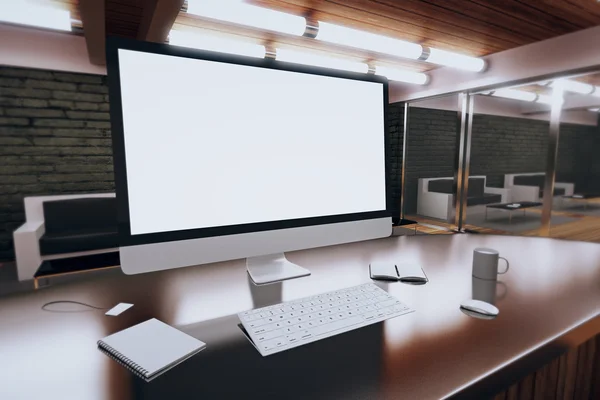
<box><xmin>470</xmin><ymin>115</ymin><xmax>550</xmax><ymax>187</ymax></box>
<box><xmin>0</xmin><ymin>66</ymin><xmax>113</xmax><ymax>261</ymax></box>
<box><xmin>403</xmin><ymin>107</ymin><xmax>458</xmax><ymax>214</ymax></box>
<box><xmin>388</xmin><ymin>103</ymin><xmax>403</xmax><ymax>220</ymax></box>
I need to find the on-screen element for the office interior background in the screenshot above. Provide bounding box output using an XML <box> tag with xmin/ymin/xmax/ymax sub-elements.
<box><xmin>2</xmin><ymin>1</ymin><xmax>600</xmax><ymax>399</ymax></box>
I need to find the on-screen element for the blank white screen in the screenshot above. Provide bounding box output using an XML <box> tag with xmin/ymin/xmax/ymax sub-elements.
<box><xmin>118</xmin><ymin>49</ymin><xmax>386</xmax><ymax>235</ymax></box>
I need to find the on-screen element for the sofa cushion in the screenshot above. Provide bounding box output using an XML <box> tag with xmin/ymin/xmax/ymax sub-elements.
<box><xmin>428</xmin><ymin>179</ymin><xmax>454</xmax><ymax>194</ymax></box>
<box><xmin>514</xmin><ymin>175</ymin><xmax>545</xmax><ymax>187</ymax></box>
<box><xmin>467</xmin><ymin>178</ymin><xmax>485</xmax><ymax>197</ymax></box>
<box><xmin>467</xmin><ymin>193</ymin><xmax>502</xmax><ymax>206</ymax></box>
<box><xmin>43</xmin><ymin>197</ymin><xmax>117</xmax><ymax>234</ymax></box>
<box><xmin>39</xmin><ymin>227</ymin><xmax>118</xmax><ymax>255</ymax></box>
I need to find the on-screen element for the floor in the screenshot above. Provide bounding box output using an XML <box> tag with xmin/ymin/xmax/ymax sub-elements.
<box><xmin>0</xmin><ymin>261</ymin><xmax>122</xmax><ymax>297</ymax></box>
<box><xmin>406</xmin><ymin>198</ymin><xmax>600</xmax><ymax>243</ymax></box>
<box><xmin>0</xmin><ymin>261</ymin><xmax>33</xmax><ymax>296</ymax></box>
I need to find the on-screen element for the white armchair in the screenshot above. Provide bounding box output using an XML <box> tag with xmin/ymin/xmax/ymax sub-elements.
<box><xmin>417</xmin><ymin>175</ymin><xmax>509</xmax><ymax>222</ymax></box>
<box><xmin>504</xmin><ymin>173</ymin><xmax>574</xmax><ymax>202</ymax></box>
<box><xmin>13</xmin><ymin>193</ymin><xmax>115</xmax><ymax>281</ymax></box>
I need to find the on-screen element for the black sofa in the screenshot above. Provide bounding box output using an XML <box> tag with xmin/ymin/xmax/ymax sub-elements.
<box><xmin>428</xmin><ymin>177</ymin><xmax>502</xmax><ymax>206</ymax></box>
<box><xmin>513</xmin><ymin>175</ymin><xmax>565</xmax><ymax>198</ymax></box>
<box><xmin>39</xmin><ymin>197</ymin><xmax>119</xmax><ymax>255</ymax></box>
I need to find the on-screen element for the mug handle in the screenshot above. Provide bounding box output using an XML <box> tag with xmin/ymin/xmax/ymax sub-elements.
<box><xmin>498</xmin><ymin>257</ymin><xmax>510</xmax><ymax>274</ymax></box>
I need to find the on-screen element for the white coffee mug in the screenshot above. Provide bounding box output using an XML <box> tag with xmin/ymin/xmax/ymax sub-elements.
<box><xmin>472</xmin><ymin>248</ymin><xmax>509</xmax><ymax>280</ymax></box>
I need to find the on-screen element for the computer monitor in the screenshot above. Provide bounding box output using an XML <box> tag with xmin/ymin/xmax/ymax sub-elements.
<box><xmin>107</xmin><ymin>38</ymin><xmax>391</xmax><ymax>284</ymax></box>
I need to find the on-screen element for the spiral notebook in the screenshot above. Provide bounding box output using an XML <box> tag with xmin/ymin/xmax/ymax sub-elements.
<box><xmin>97</xmin><ymin>318</ymin><xmax>206</xmax><ymax>382</ymax></box>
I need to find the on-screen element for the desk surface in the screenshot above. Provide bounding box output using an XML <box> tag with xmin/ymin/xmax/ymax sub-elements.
<box><xmin>1</xmin><ymin>234</ymin><xmax>600</xmax><ymax>400</ymax></box>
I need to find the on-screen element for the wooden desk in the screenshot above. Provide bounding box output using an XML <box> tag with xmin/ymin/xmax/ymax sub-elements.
<box><xmin>1</xmin><ymin>234</ymin><xmax>600</xmax><ymax>400</ymax></box>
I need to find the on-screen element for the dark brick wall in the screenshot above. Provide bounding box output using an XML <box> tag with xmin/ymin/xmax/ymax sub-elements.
<box><xmin>470</xmin><ymin>116</ymin><xmax>599</xmax><ymax>190</ymax></box>
<box><xmin>0</xmin><ymin>66</ymin><xmax>113</xmax><ymax>261</ymax></box>
<box><xmin>470</xmin><ymin>115</ymin><xmax>550</xmax><ymax>187</ymax></box>
<box><xmin>388</xmin><ymin>103</ymin><xmax>403</xmax><ymax>219</ymax></box>
<box><xmin>403</xmin><ymin>107</ymin><xmax>458</xmax><ymax>214</ymax></box>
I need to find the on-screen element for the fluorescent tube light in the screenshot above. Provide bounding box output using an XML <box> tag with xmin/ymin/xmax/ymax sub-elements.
<box><xmin>316</xmin><ymin>21</ymin><xmax>423</xmax><ymax>60</ymax></box>
<box><xmin>0</xmin><ymin>1</ymin><xmax>71</xmax><ymax>31</ymax></box>
<box><xmin>374</xmin><ymin>66</ymin><xmax>428</xmax><ymax>85</ymax></box>
<box><xmin>426</xmin><ymin>48</ymin><xmax>486</xmax><ymax>72</ymax></box>
<box><xmin>588</xmin><ymin>108</ymin><xmax>600</xmax><ymax>112</ymax></box>
<box><xmin>169</xmin><ymin>30</ymin><xmax>266</xmax><ymax>58</ymax></box>
<box><xmin>550</xmin><ymin>79</ymin><xmax>593</xmax><ymax>95</ymax></box>
<box><xmin>186</xmin><ymin>0</ymin><xmax>306</xmax><ymax>36</ymax></box>
<box><xmin>316</xmin><ymin>21</ymin><xmax>485</xmax><ymax>72</ymax></box>
<box><xmin>276</xmin><ymin>48</ymin><xmax>368</xmax><ymax>73</ymax></box>
<box><xmin>490</xmin><ymin>89</ymin><xmax>537</xmax><ymax>102</ymax></box>
<box><xmin>592</xmin><ymin>87</ymin><xmax>600</xmax><ymax>98</ymax></box>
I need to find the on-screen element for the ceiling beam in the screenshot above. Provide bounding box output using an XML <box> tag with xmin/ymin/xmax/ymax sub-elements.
<box><xmin>138</xmin><ymin>0</ymin><xmax>186</xmax><ymax>43</ymax></box>
<box><xmin>79</xmin><ymin>0</ymin><xmax>106</xmax><ymax>65</ymax></box>
<box><xmin>390</xmin><ymin>25</ymin><xmax>600</xmax><ymax>103</ymax></box>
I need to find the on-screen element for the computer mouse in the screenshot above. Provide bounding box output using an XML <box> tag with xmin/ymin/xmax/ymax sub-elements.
<box><xmin>460</xmin><ymin>299</ymin><xmax>499</xmax><ymax>317</ymax></box>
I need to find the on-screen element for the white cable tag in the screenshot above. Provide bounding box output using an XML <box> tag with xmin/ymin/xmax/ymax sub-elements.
<box><xmin>105</xmin><ymin>303</ymin><xmax>134</xmax><ymax>316</ymax></box>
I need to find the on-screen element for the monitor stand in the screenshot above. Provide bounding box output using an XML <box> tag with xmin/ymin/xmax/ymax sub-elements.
<box><xmin>246</xmin><ymin>253</ymin><xmax>310</xmax><ymax>285</ymax></box>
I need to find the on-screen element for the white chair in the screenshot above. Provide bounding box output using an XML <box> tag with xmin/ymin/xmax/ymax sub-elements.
<box><xmin>417</xmin><ymin>176</ymin><xmax>510</xmax><ymax>221</ymax></box>
<box><xmin>13</xmin><ymin>193</ymin><xmax>116</xmax><ymax>281</ymax></box>
<box><xmin>504</xmin><ymin>173</ymin><xmax>574</xmax><ymax>202</ymax></box>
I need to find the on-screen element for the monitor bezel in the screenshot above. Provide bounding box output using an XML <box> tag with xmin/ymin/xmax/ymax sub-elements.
<box><xmin>106</xmin><ymin>37</ymin><xmax>392</xmax><ymax>247</ymax></box>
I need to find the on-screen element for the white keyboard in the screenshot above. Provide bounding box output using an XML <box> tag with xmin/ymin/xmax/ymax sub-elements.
<box><xmin>238</xmin><ymin>283</ymin><xmax>414</xmax><ymax>356</ymax></box>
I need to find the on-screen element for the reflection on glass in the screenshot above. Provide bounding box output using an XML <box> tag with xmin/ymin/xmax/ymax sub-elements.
<box><xmin>552</xmin><ymin>71</ymin><xmax>600</xmax><ymax>242</ymax></box>
<box><xmin>466</xmin><ymin>91</ymin><xmax>550</xmax><ymax>237</ymax></box>
<box><xmin>400</xmin><ymin>94</ymin><xmax>461</xmax><ymax>234</ymax></box>
<box><xmin>396</xmin><ymin>71</ymin><xmax>600</xmax><ymax>242</ymax></box>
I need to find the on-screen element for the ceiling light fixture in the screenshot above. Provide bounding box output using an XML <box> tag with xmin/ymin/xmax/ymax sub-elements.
<box><xmin>426</xmin><ymin>48</ymin><xmax>486</xmax><ymax>72</ymax></box>
<box><xmin>168</xmin><ymin>30</ymin><xmax>266</xmax><ymax>58</ymax></box>
<box><xmin>0</xmin><ymin>1</ymin><xmax>71</xmax><ymax>31</ymax></box>
<box><xmin>316</xmin><ymin>22</ymin><xmax>423</xmax><ymax>60</ymax></box>
<box><xmin>374</xmin><ymin>66</ymin><xmax>428</xmax><ymax>85</ymax></box>
<box><xmin>275</xmin><ymin>48</ymin><xmax>368</xmax><ymax>73</ymax></box>
<box><xmin>316</xmin><ymin>21</ymin><xmax>486</xmax><ymax>72</ymax></box>
<box><xmin>589</xmin><ymin>108</ymin><xmax>600</xmax><ymax>112</ymax></box>
<box><xmin>186</xmin><ymin>0</ymin><xmax>306</xmax><ymax>36</ymax></box>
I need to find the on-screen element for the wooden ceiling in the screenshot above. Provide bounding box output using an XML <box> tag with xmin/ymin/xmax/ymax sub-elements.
<box><xmin>50</xmin><ymin>0</ymin><xmax>600</xmax><ymax>70</ymax></box>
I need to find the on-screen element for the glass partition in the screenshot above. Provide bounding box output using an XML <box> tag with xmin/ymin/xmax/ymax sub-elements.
<box><xmin>400</xmin><ymin>93</ymin><xmax>462</xmax><ymax>234</ymax></box>
<box><xmin>395</xmin><ymin>72</ymin><xmax>600</xmax><ymax>242</ymax></box>
<box><xmin>466</xmin><ymin>89</ymin><xmax>551</xmax><ymax>237</ymax></box>
<box><xmin>463</xmin><ymin>72</ymin><xmax>600</xmax><ymax>242</ymax></box>
<box><xmin>552</xmin><ymin>71</ymin><xmax>600</xmax><ymax>242</ymax></box>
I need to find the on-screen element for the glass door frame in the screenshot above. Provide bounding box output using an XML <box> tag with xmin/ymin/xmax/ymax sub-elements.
<box><xmin>400</xmin><ymin>92</ymin><xmax>470</xmax><ymax>232</ymax></box>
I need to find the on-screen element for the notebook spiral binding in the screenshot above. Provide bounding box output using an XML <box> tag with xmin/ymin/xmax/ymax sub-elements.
<box><xmin>97</xmin><ymin>340</ymin><xmax>150</xmax><ymax>380</ymax></box>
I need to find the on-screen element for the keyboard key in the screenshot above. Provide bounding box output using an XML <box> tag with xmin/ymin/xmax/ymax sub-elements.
<box><xmin>363</xmin><ymin>311</ymin><xmax>377</xmax><ymax>320</ymax></box>
<box><xmin>378</xmin><ymin>299</ymin><xmax>400</xmax><ymax>308</ymax></box>
<box><xmin>261</xmin><ymin>337</ymin><xmax>288</xmax><ymax>351</ymax></box>
<box><xmin>299</xmin><ymin>330</ymin><xmax>313</xmax><ymax>340</ymax></box>
<box><xmin>253</xmin><ymin>327</ymin><xmax>267</xmax><ymax>335</ymax></box>
<box><xmin>286</xmin><ymin>333</ymin><xmax>301</xmax><ymax>343</ymax></box>
<box><xmin>256</xmin><ymin>329</ymin><xmax>283</xmax><ymax>342</ymax></box>
<box><xmin>312</xmin><ymin>315</ymin><xmax>364</xmax><ymax>336</ymax></box>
